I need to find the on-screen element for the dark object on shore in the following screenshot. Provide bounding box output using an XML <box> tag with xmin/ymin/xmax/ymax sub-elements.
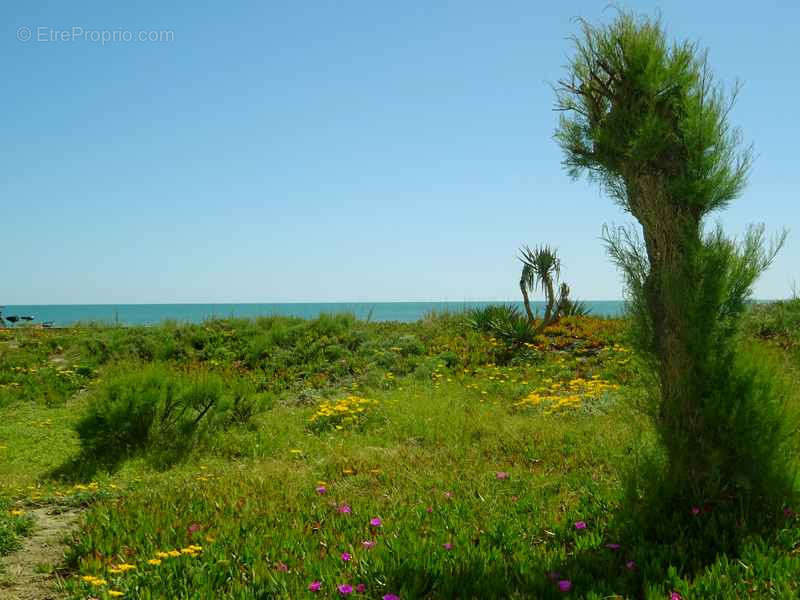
<box><xmin>42</xmin><ymin>321</ymin><xmax>54</xmax><ymax>328</ymax></box>
<box><xmin>5</xmin><ymin>315</ymin><xmax>19</xmax><ymax>323</ymax></box>
<box><xmin>20</xmin><ymin>316</ymin><xmax>34</xmax><ymax>321</ymax></box>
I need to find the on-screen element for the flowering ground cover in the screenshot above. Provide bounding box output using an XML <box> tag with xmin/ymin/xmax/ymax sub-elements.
<box><xmin>1</xmin><ymin>306</ymin><xmax>799</xmax><ymax>598</ymax></box>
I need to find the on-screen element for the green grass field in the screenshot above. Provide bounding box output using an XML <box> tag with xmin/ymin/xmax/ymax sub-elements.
<box><xmin>1</xmin><ymin>306</ymin><xmax>799</xmax><ymax>599</ymax></box>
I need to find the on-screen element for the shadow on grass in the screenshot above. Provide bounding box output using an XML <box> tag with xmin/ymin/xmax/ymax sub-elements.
<box><xmin>376</xmin><ymin>496</ymin><xmax>798</xmax><ymax>600</ymax></box>
<box><xmin>46</xmin><ymin>451</ymin><xmax>121</xmax><ymax>484</ymax></box>
<box><xmin>47</xmin><ymin>445</ymin><xmax>190</xmax><ymax>484</ymax></box>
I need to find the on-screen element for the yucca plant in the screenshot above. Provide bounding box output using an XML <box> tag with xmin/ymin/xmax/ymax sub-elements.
<box><xmin>518</xmin><ymin>245</ymin><xmax>561</xmax><ymax>324</ymax></box>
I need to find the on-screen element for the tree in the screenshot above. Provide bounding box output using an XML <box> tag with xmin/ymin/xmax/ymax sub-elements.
<box><xmin>555</xmin><ymin>11</ymin><xmax>793</xmax><ymax>538</ymax></box>
<box><xmin>518</xmin><ymin>245</ymin><xmax>560</xmax><ymax>324</ymax></box>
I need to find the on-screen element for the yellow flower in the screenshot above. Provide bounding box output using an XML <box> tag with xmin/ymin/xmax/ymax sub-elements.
<box><xmin>155</xmin><ymin>551</ymin><xmax>170</xmax><ymax>559</ymax></box>
<box><xmin>147</xmin><ymin>559</ymin><xmax>162</xmax><ymax>565</ymax></box>
<box><xmin>115</xmin><ymin>563</ymin><xmax>136</xmax><ymax>572</ymax></box>
<box><xmin>109</xmin><ymin>592</ymin><xmax>124</xmax><ymax>597</ymax></box>
<box><xmin>168</xmin><ymin>550</ymin><xmax>181</xmax><ymax>557</ymax></box>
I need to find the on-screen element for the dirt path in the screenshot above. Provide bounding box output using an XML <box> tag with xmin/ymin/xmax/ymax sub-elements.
<box><xmin>0</xmin><ymin>506</ymin><xmax>81</xmax><ymax>600</ymax></box>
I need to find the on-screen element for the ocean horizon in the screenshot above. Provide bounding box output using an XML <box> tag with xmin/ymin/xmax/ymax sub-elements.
<box><xmin>0</xmin><ymin>301</ymin><xmax>627</xmax><ymax>327</ymax></box>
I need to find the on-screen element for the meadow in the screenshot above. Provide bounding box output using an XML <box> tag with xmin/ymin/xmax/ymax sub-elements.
<box><xmin>1</xmin><ymin>303</ymin><xmax>799</xmax><ymax>599</ymax></box>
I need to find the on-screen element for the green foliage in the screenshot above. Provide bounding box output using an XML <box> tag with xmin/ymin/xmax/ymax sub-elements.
<box><xmin>0</xmin><ymin>497</ymin><xmax>33</xmax><ymax>557</ymax></box>
<box><xmin>557</xmin><ymin>9</ymin><xmax>796</xmax><ymax>559</ymax></box>
<box><xmin>1</xmin><ymin>312</ymin><xmax>799</xmax><ymax>598</ymax></box>
<box><xmin>74</xmin><ymin>365</ymin><xmax>259</xmax><ymax>470</ymax></box>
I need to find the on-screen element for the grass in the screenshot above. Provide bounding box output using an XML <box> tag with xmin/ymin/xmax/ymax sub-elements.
<box><xmin>0</xmin><ymin>308</ymin><xmax>799</xmax><ymax>598</ymax></box>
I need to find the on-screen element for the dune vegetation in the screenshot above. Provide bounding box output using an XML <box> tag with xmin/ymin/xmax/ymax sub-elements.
<box><xmin>0</xmin><ymin>304</ymin><xmax>798</xmax><ymax>599</ymax></box>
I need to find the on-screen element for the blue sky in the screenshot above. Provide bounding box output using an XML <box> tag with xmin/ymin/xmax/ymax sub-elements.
<box><xmin>3</xmin><ymin>1</ymin><xmax>798</xmax><ymax>304</ymax></box>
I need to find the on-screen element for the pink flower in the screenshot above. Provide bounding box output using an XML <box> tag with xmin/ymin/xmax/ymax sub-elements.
<box><xmin>356</xmin><ymin>584</ymin><xmax>366</xmax><ymax>593</ymax></box>
<box><xmin>426</xmin><ymin>506</ymin><xmax>433</xmax><ymax>513</ymax></box>
<box><xmin>361</xmin><ymin>540</ymin><xmax>376</xmax><ymax>549</ymax></box>
<box><xmin>370</xmin><ymin>517</ymin><xmax>382</xmax><ymax>527</ymax></box>
<box><xmin>444</xmin><ymin>491</ymin><xmax>453</xmax><ymax>499</ymax></box>
<box><xmin>670</xmin><ymin>593</ymin><xmax>682</xmax><ymax>600</ymax></box>
<box><xmin>496</xmin><ymin>471</ymin><xmax>509</xmax><ymax>480</ymax></box>
<box><xmin>604</xmin><ymin>543</ymin><xmax>621</xmax><ymax>551</ymax></box>
<box><xmin>308</xmin><ymin>581</ymin><xmax>322</xmax><ymax>592</ymax></box>
<box><xmin>383</xmin><ymin>595</ymin><xmax>400</xmax><ymax>600</ymax></box>
<box><xmin>691</xmin><ymin>506</ymin><xmax>700</xmax><ymax>515</ymax></box>
<box><xmin>558</xmin><ymin>580</ymin><xmax>572</xmax><ymax>592</ymax></box>
<box><xmin>187</xmin><ymin>522</ymin><xmax>202</xmax><ymax>535</ymax></box>
<box><xmin>338</xmin><ymin>504</ymin><xmax>352</xmax><ymax>514</ymax></box>
<box><xmin>442</xmin><ymin>542</ymin><xmax>453</xmax><ymax>550</ymax></box>
<box><xmin>338</xmin><ymin>584</ymin><xmax>353</xmax><ymax>595</ymax></box>
<box><xmin>574</xmin><ymin>521</ymin><xmax>587</xmax><ymax>530</ymax></box>
<box><xmin>341</xmin><ymin>552</ymin><xmax>352</xmax><ymax>562</ymax></box>
<box><xmin>316</xmin><ymin>486</ymin><xmax>327</xmax><ymax>495</ymax></box>
<box><xmin>625</xmin><ymin>560</ymin><xmax>636</xmax><ymax>570</ymax></box>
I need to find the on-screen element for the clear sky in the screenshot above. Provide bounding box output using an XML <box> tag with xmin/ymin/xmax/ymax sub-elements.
<box><xmin>3</xmin><ymin>1</ymin><xmax>798</xmax><ymax>304</ymax></box>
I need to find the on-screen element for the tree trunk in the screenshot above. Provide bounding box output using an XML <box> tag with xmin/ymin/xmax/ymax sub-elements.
<box><xmin>519</xmin><ymin>278</ymin><xmax>535</xmax><ymax>323</ymax></box>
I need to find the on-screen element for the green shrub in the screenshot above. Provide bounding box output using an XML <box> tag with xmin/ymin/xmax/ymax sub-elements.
<box><xmin>75</xmin><ymin>364</ymin><xmax>260</xmax><ymax>469</ymax></box>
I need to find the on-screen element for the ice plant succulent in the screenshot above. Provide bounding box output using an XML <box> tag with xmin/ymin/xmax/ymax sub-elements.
<box><xmin>370</xmin><ymin>517</ymin><xmax>382</xmax><ymax>527</ymax></box>
<box><xmin>308</xmin><ymin>581</ymin><xmax>322</xmax><ymax>592</ymax></box>
<box><xmin>558</xmin><ymin>580</ymin><xmax>572</xmax><ymax>592</ymax></box>
<box><xmin>337</xmin><ymin>584</ymin><xmax>354</xmax><ymax>595</ymax></box>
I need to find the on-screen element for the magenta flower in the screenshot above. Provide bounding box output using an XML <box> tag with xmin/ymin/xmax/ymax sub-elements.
<box><xmin>496</xmin><ymin>471</ymin><xmax>509</xmax><ymax>480</ymax></box>
<box><xmin>691</xmin><ymin>506</ymin><xmax>700</xmax><ymax>515</ymax></box>
<box><xmin>338</xmin><ymin>584</ymin><xmax>353</xmax><ymax>595</ymax></box>
<box><xmin>625</xmin><ymin>560</ymin><xmax>636</xmax><ymax>570</ymax></box>
<box><xmin>356</xmin><ymin>584</ymin><xmax>366</xmax><ymax>593</ymax></box>
<box><xmin>316</xmin><ymin>486</ymin><xmax>327</xmax><ymax>495</ymax></box>
<box><xmin>442</xmin><ymin>542</ymin><xmax>453</xmax><ymax>550</ymax></box>
<box><xmin>383</xmin><ymin>595</ymin><xmax>400</xmax><ymax>600</ymax></box>
<box><xmin>338</xmin><ymin>504</ymin><xmax>352</xmax><ymax>514</ymax></box>
<box><xmin>341</xmin><ymin>552</ymin><xmax>352</xmax><ymax>562</ymax></box>
<box><xmin>670</xmin><ymin>593</ymin><xmax>682</xmax><ymax>600</ymax></box>
<box><xmin>558</xmin><ymin>580</ymin><xmax>572</xmax><ymax>592</ymax></box>
<box><xmin>574</xmin><ymin>521</ymin><xmax>587</xmax><ymax>530</ymax></box>
<box><xmin>187</xmin><ymin>522</ymin><xmax>202</xmax><ymax>535</ymax></box>
<box><xmin>308</xmin><ymin>581</ymin><xmax>322</xmax><ymax>592</ymax></box>
<box><xmin>362</xmin><ymin>540</ymin><xmax>376</xmax><ymax>549</ymax></box>
<box><xmin>370</xmin><ymin>517</ymin><xmax>382</xmax><ymax>527</ymax></box>
<box><xmin>604</xmin><ymin>543</ymin><xmax>621</xmax><ymax>551</ymax></box>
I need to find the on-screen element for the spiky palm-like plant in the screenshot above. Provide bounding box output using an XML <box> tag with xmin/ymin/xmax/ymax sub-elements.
<box><xmin>518</xmin><ymin>245</ymin><xmax>561</xmax><ymax>325</ymax></box>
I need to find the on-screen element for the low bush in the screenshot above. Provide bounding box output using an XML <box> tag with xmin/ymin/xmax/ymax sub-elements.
<box><xmin>74</xmin><ymin>364</ymin><xmax>263</xmax><ymax>469</ymax></box>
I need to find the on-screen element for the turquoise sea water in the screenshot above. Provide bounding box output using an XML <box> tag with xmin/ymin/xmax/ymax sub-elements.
<box><xmin>0</xmin><ymin>301</ymin><xmax>626</xmax><ymax>327</ymax></box>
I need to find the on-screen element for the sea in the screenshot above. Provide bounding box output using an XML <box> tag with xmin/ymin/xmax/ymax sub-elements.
<box><xmin>0</xmin><ymin>301</ymin><xmax>626</xmax><ymax>328</ymax></box>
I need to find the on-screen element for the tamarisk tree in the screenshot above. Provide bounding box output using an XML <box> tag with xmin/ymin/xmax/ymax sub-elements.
<box><xmin>555</xmin><ymin>12</ymin><xmax>793</xmax><ymax>527</ymax></box>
